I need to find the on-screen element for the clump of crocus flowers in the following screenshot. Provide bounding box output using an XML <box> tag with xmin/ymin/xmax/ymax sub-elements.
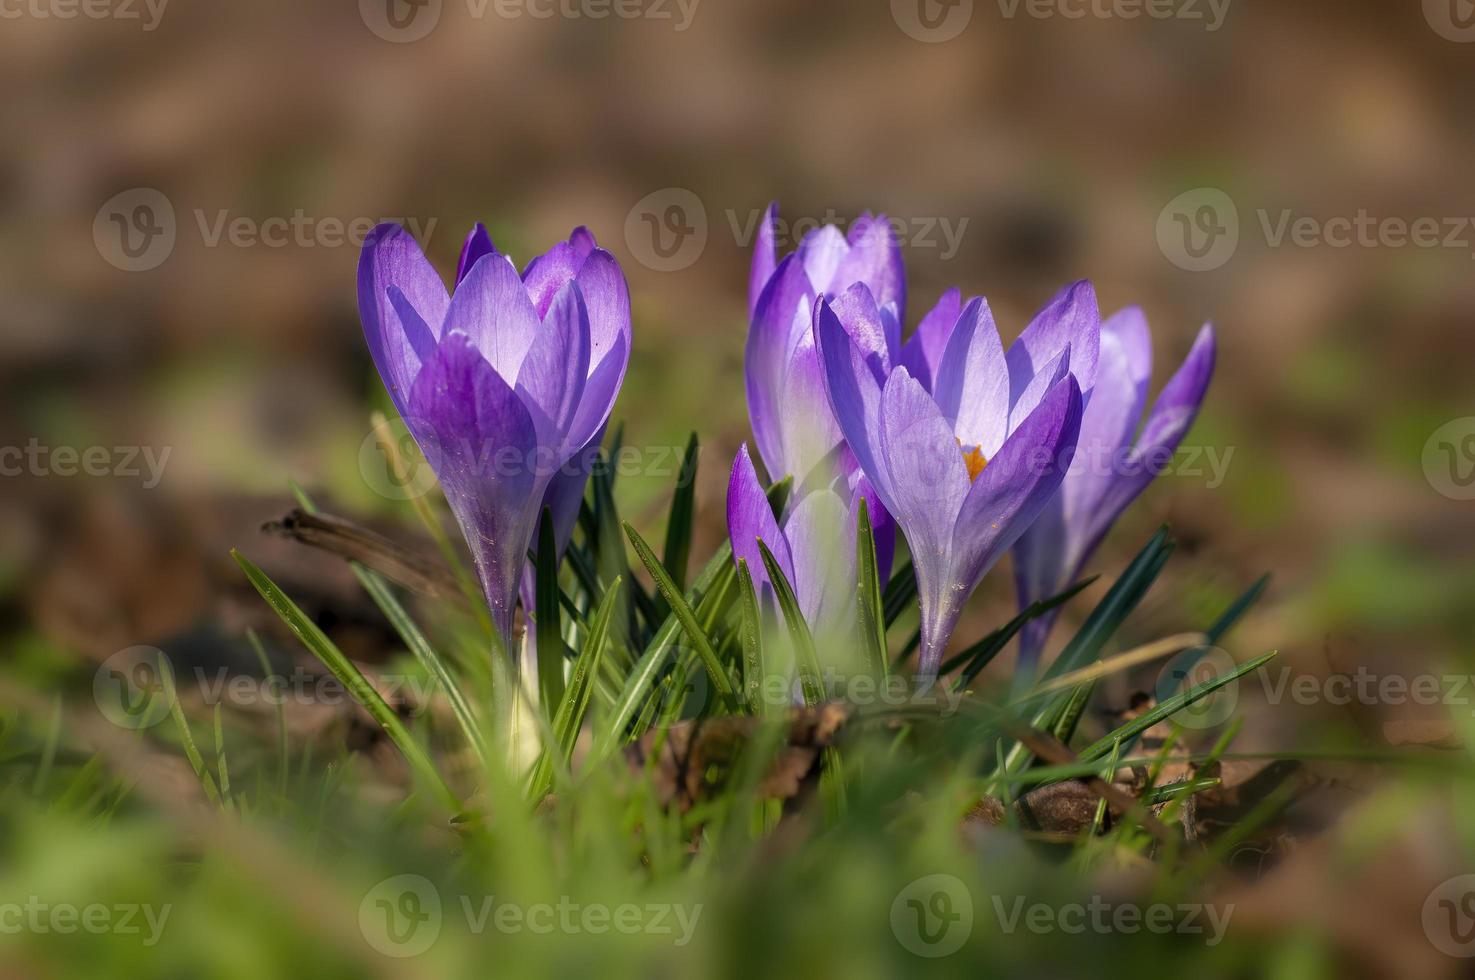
<box><xmin>359</xmin><ymin>205</ymin><xmax>1213</xmax><ymax>687</ymax></box>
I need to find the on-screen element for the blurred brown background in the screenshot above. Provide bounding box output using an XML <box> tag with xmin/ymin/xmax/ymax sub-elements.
<box><xmin>2</xmin><ymin>0</ymin><xmax>1472</xmax><ymax>734</ymax></box>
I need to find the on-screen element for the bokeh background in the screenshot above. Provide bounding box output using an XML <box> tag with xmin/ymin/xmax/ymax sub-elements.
<box><xmin>2</xmin><ymin>0</ymin><xmax>1475</xmax><ymax>974</ymax></box>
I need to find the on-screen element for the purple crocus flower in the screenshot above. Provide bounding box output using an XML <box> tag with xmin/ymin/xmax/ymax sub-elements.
<box><xmin>358</xmin><ymin>223</ymin><xmax>630</xmax><ymax>648</ymax></box>
<box><xmin>744</xmin><ymin>205</ymin><xmax>904</xmax><ymax>581</ymax></box>
<box><xmin>745</xmin><ymin>204</ymin><xmax>905</xmax><ymax>488</ymax></box>
<box><xmin>1013</xmin><ymin>310</ymin><xmax>1216</xmax><ymax>669</ymax></box>
<box><xmin>817</xmin><ymin>281</ymin><xmax>1098</xmax><ymax>682</ymax></box>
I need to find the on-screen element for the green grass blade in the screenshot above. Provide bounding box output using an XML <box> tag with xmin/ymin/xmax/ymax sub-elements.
<box><xmin>855</xmin><ymin>497</ymin><xmax>888</xmax><ymax>680</ymax></box>
<box><xmin>661</xmin><ymin>433</ymin><xmax>700</xmax><ymax>597</ymax></box>
<box><xmin>736</xmin><ymin>559</ymin><xmax>769</xmax><ymax>714</ymax></box>
<box><xmin>232</xmin><ymin>549</ymin><xmax>460</xmax><ymax>812</ymax></box>
<box><xmin>594</xmin><ymin>542</ymin><xmax>735</xmax><ymax>754</ymax></box>
<box><xmin>1076</xmin><ymin>650</ymin><xmax>1278</xmax><ymax>762</ymax></box>
<box><xmin>353</xmin><ymin>565</ymin><xmax>490</xmax><ymax>767</ymax></box>
<box><xmin>756</xmin><ymin>539</ymin><xmax>824</xmax><ymax>707</ymax></box>
<box><xmin>943</xmin><ymin>576</ymin><xmax>1098</xmax><ymax>687</ymax></box>
<box><xmin>623</xmin><ymin>522</ymin><xmax>736</xmax><ymax>704</ymax></box>
<box><xmin>535</xmin><ymin>508</ymin><xmax>567</xmax><ymax>712</ymax></box>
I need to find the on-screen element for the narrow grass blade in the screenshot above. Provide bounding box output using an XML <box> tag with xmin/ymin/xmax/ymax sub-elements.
<box><xmin>232</xmin><ymin>549</ymin><xmax>460</xmax><ymax>812</ymax></box>
<box><xmin>855</xmin><ymin>497</ymin><xmax>888</xmax><ymax>680</ymax></box>
<box><xmin>942</xmin><ymin>576</ymin><xmax>1098</xmax><ymax>687</ymax></box>
<box><xmin>756</xmin><ymin>540</ymin><xmax>824</xmax><ymax>706</ymax></box>
<box><xmin>1076</xmin><ymin>650</ymin><xmax>1278</xmax><ymax>762</ymax></box>
<box><xmin>661</xmin><ymin>433</ymin><xmax>700</xmax><ymax>597</ymax></box>
<box><xmin>594</xmin><ymin>542</ymin><xmax>735</xmax><ymax>754</ymax></box>
<box><xmin>736</xmin><ymin>559</ymin><xmax>768</xmax><ymax>714</ymax></box>
<box><xmin>624</xmin><ymin>522</ymin><xmax>736</xmax><ymax>704</ymax></box>
<box><xmin>160</xmin><ymin>668</ymin><xmax>223</xmax><ymax>807</ymax></box>
<box><xmin>535</xmin><ymin>508</ymin><xmax>567</xmax><ymax>712</ymax></box>
<box><xmin>293</xmin><ymin>481</ymin><xmax>492</xmax><ymax>764</ymax></box>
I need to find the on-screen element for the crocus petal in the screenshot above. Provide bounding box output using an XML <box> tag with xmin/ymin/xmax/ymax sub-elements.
<box><xmin>781</xmin><ymin>487</ymin><xmax>855</xmax><ymax>630</ymax></box>
<box><xmin>832</xmin><ymin>213</ymin><xmax>906</xmax><ymax>321</ymax></box>
<box><xmin>1090</xmin><ymin>324</ymin><xmax>1216</xmax><ymax>543</ymax></box>
<box><xmin>409</xmin><ymin>333</ymin><xmax>541</xmax><ymax>643</ymax></box>
<box><xmin>931</xmin><ymin>296</ymin><xmax>1011</xmax><ymax>457</ymax></box>
<box><xmin>778</xmin><ymin>331</ymin><xmax>845</xmax><ymax>489</ymax></box>
<box><xmin>797</xmin><ymin>225</ymin><xmax>849</xmax><ymax>294</ymax></box>
<box><xmin>828</xmin><ymin>283</ymin><xmax>894</xmax><ymax>379</ymax></box>
<box><xmin>521</xmin><ymin>241</ymin><xmax>585</xmax><ymax>317</ymax></box>
<box><xmin>746</xmin><ymin>254</ymin><xmax>814</xmax><ymax>478</ymax></box>
<box><xmin>516</xmin><ymin>281</ymin><xmax>591</xmax><ymax>458</ymax></box>
<box><xmin>1006</xmin><ymin>280</ymin><xmax>1100</xmax><ymax>402</ymax></box>
<box><xmin>877</xmin><ymin>367</ymin><xmax>970</xmax><ymax>589</ymax></box>
<box><xmin>747</xmin><ymin>202</ymin><xmax>779</xmax><ymax>319</ymax></box>
<box><xmin>1008</xmin><ymin>337</ymin><xmax>1127</xmax><ymax>668</ymax></box>
<box><xmin>358</xmin><ymin>224</ymin><xmax>450</xmax><ymax>416</ymax></box>
<box><xmin>574</xmin><ymin>248</ymin><xmax>632</xmax><ymax>367</ymax></box>
<box><xmin>815</xmin><ymin>297</ymin><xmax>894</xmax><ymax>515</ymax></box>
<box><xmin>564</xmin><ymin>330</ymin><xmax>628</xmax><ymax>456</ymax></box>
<box><xmin>455</xmin><ymin>223</ymin><xmax>498</xmax><ymax>285</ymax></box>
<box><xmin>1006</xmin><ymin>346</ymin><xmax>1072</xmax><ymax>434</ymax></box>
<box><xmin>925</xmin><ymin>375</ymin><xmax>1083</xmax><ymax>680</ymax></box>
<box><xmin>898</xmin><ymin>288</ymin><xmax>963</xmax><ymax>393</ymax></box>
<box><xmin>727</xmin><ymin>444</ymin><xmax>795</xmax><ymax>610</ymax></box>
<box><xmin>443</xmin><ymin>252</ymin><xmax>539</xmax><ymax>381</ymax></box>
<box><xmin>1103</xmin><ymin>306</ymin><xmax>1152</xmax><ymax>413</ymax></box>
